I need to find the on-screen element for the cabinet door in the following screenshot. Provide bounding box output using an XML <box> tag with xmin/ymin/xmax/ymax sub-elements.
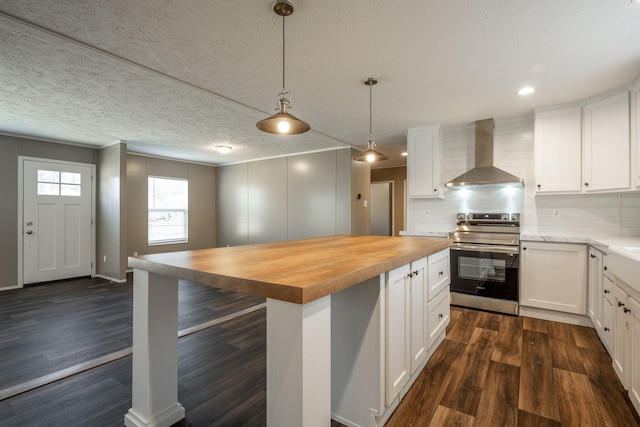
<box><xmin>613</xmin><ymin>284</ymin><xmax>630</xmax><ymax>388</ymax></box>
<box><xmin>520</xmin><ymin>242</ymin><xmax>588</xmax><ymax>314</ymax></box>
<box><xmin>634</xmin><ymin>86</ymin><xmax>640</xmax><ymax>188</ymax></box>
<box><xmin>534</xmin><ymin>106</ymin><xmax>582</xmax><ymax>193</ymax></box>
<box><xmin>588</xmin><ymin>248</ymin><xmax>602</xmax><ymax>326</ymax></box>
<box><xmin>407</xmin><ymin>126</ymin><xmax>441</xmax><ymax>198</ymax></box>
<box><xmin>386</xmin><ymin>264</ymin><xmax>410</xmax><ymax>405</ymax></box>
<box><xmin>409</xmin><ymin>258</ymin><xmax>427</xmax><ymax>374</ymax></box>
<box><xmin>602</xmin><ymin>296</ymin><xmax>614</xmax><ymax>354</ymax></box>
<box><xmin>583</xmin><ymin>91</ymin><xmax>630</xmax><ymax>192</ymax></box>
<box><xmin>629</xmin><ymin>296</ymin><xmax>640</xmax><ymax>414</ymax></box>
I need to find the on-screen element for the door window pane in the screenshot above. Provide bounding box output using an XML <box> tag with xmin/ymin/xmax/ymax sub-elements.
<box><xmin>61</xmin><ymin>184</ymin><xmax>81</xmax><ymax>196</ymax></box>
<box><xmin>38</xmin><ymin>170</ymin><xmax>60</xmax><ymax>183</ymax></box>
<box><xmin>38</xmin><ymin>182</ymin><xmax>59</xmax><ymax>195</ymax></box>
<box><xmin>61</xmin><ymin>172</ymin><xmax>81</xmax><ymax>185</ymax></box>
<box><xmin>37</xmin><ymin>170</ymin><xmax>81</xmax><ymax>196</ymax></box>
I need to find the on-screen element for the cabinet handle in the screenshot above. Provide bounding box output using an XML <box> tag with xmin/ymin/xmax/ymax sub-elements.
<box><xmin>624</xmin><ymin>307</ymin><xmax>631</xmax><ymax>314</ymax></box>
<box><xmin>439</xmin><ymin>271</ymin><xmax>444</xmax><ymax>276</ymax></box>
<box><xmin>604</xmin><ymin>327</ymin><xmax>610</xmax><ymax>332</ymax></box>
<box><xmin>590</xmin><ymin>254</ymin><xmax>595</xmax><ymax>259</ymax></box>
<box><xmin>414</xmin><ymin>270</ymin><xmax>419</xmax><ymax>276</ymax></box>
<box><xmin>604</xmin><ymin>289</ymin><xmax>610</xmax><ymax>294</ymax></box>
<box><xmin>584</xmin><ymin>182</ymin><xmax>589</xmax><ymax>188</ymax></box>
<box><xmin>438</xmin><ymin>313</ymin><xmax>444</xmax><ymax>319</ymax></box>
<box><xmin>407</xmin><ymin>273</ymin><xmax>413</xmax><ymax>278</ymax></box>
<box><xmin>523</xmin><ymin>247</ymin><xmax>527</xmax><ymax>251</ymax></box>
<box><xmin>433</xmin><ymin>188</ymin><xmax>437</xmax><ymax>193</ymax></box>
<box><xmin>604</xmin><ymin>266</ymin><xmax>608</xmax><ymax>271</ymax></box>
<box><xmin>618</xmin><ymin>301</ymin><xmax>625</xmax><ymax>308</ymax></box>
<box><xmin>537</xmin><ymin>184</ymin><xmax>541</xmax><ymax>189</ymax></box>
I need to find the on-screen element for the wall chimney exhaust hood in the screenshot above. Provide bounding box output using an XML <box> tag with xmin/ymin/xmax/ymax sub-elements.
<box><xmin>445</xmin><ymin>118</ymin><xmax>524</xmax><ymax>188</ymax></box>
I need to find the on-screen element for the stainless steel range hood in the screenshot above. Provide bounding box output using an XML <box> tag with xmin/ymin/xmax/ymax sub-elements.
<box><xmin>445</xmin><ymin>118</ymin><xmax>524</xmax><ymax>188</ymax></box>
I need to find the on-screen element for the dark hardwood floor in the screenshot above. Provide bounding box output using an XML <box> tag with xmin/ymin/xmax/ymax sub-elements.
<box><xmin>1</xmin><ymin>276</ymin><xmax>639</xmax><ymax>426</ymax></box>
<box><xmin>375</xmin><ymin>307</ymin><xmax>640</xmax><ymax>427</ymax></box>
<box><xmin>0</xmin><ymin>274</ymin><xmax>265</xmax><ymax>393</ymax></box>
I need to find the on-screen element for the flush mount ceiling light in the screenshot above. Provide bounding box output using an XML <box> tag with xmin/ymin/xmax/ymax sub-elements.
<box><xmin>256</xmin><ymin>0</ymin><xmax>310</xmax><ymax>135</ymax></box>
<box><xmin>517</xmin><ymin>86</ymin><xmax>535</xmax><ymax>95</ymax></box>
<box><xmin>354</xmin><ymin>78</ymin><xmax>388</xmax><ymax>163</ymax></box>
<box><xmin>214</xmin><ymin>145</ymin><xmax>232</xmax><ymax>154</ymax></box>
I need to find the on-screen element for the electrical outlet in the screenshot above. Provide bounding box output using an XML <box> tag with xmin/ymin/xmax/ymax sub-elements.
<box><xmin>364</xmin><ymin>200</ymin><xmax>368</xmax><ymax>208</ymax></box>
<box><xmin>133</xmin><ymin>252</ymin><xmax>138</xmax><ymax>256</ymax></box>
<box><xmin>553</xmin><ymin>209</ymin><xmax>560</xmax><ymax>217</ymax></box>
<box><xmin>103</xmin><ymin>255</ymin><xmax>107</xmax><ymax>263</ymax></box>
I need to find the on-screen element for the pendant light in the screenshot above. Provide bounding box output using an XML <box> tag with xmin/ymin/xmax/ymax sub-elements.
<box><xmin>256</xmin><ymin>0</ymin><xmax>310</xmax><ymax>135</ymax></box>
<box><xmin>354</xmin><ymin>77</ymin><xmax>388</xmax><ymax>162</ymax></box>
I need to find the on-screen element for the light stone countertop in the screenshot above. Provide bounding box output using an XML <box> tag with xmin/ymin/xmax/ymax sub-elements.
<box><xmin>400</xmin><ymin>230</ymin><xmax>453</xmax><ymax>238</ymax></box>
<box><xmin>520</xmin><ymin>232</ymin><xmax>640</xmax><ymax>258</ymax></box>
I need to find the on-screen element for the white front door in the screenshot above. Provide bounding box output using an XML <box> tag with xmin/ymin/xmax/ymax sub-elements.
<box><xmin>22</xmin><ymin>159</ymin><xmax>93</xmax><ymax>284</ymax></box>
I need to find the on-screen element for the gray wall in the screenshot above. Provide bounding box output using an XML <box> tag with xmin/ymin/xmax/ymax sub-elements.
<box><xmin>126</xmin><ymin>154</ymin><xmax>216</xmax><ymax>257</ymax></box>
<box><xmin>216</xmin><ymin>148</ymin><xmax>370</xmax><ymax>247</ymax></box>
<box><xmin>0</xmin><ymin>134</ymin><xmax>97</xmax><ymax>288</ymax></box>
<box><xmin>96</xmin><ymin>142</ymin><xmax>127</xmax><ymax>281</ymax></box>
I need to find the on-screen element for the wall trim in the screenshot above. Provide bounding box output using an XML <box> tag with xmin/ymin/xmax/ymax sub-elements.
<box><xmin>94</xmin><ymin>274</ymin><xmax>128</xmax><ymax>284</ymax></box>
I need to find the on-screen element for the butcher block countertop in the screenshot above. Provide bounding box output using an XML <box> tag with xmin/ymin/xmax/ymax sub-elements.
<box><xmin>128</xmin><ymin>235</ymin><xmax>450</xmax><ymax>304</ymax></box>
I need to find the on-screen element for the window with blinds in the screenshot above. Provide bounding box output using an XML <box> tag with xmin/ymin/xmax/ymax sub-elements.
<box><xmin>148</xmin><ymin>176</ymin><xmax>188</xmax><ymax>245</ymax></box>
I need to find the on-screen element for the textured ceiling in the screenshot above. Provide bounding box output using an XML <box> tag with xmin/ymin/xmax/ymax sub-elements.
<box><xmin>1</xmin><ymin>0</ymin><xmax>639</xmax><ymax>167</ymax></box>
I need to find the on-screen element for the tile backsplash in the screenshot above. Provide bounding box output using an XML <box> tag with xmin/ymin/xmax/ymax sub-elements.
<box><xmin>406</xmin><ymin>115</ymin><xmax>640</xmax><ymax>236</ymax></box>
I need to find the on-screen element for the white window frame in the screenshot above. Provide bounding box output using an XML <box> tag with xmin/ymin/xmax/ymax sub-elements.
<box><xmin>148</xmin><ymin>176</ymin><xmax>188</xmax><ymax>245</ymax></box>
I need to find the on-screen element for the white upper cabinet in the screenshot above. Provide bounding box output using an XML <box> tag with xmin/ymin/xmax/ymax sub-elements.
<box><xmin>407</xmin><ymin>125</ymin><xmax>443</xmax><ymax>198</ymax></box>
<box><xmin>583</xmin><ymin>91</ymin><xmax>630</xmax><ymax>192</ymax></box>
<box><xmin>633</xmin><ymin>79</ymin><xmax>640</xmax><ymax>188</ymax></box>
<box><xmin>534</xmin><ymin>106</ymin><xmax>582</xmax><ymax>194</ymax></box>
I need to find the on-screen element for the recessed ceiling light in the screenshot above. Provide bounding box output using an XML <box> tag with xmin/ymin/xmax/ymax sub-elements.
<box><xmin>215</xmin><ymin>145</ymin><xmax>232</xmax><ymax>154</ymax></box>
<box><xmin>401</xmin><ymin>152</ymin><xmax>408</xmax><ymax>156</ymax></box>
<box><xmin>517</xmin><ymin>86</ymin><xmax>535</xmax><ymax>95</ymax></box>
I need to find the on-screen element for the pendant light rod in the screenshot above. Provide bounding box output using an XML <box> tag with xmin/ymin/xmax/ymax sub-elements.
<box><xmin>281</xmin><ymin>11</ymin><xmax>285</xmax><ymax>91</ymax></box>
<box><xmin>366</xmin><ymin>77</ymin><xmax>376</xmax><ymax>139</ymax></box>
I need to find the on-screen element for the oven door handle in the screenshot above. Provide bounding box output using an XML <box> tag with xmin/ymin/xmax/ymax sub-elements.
<box><xmin>450</xmin><ymin>244</ymin><xmax>519</xmax><ymax>255</ymax></box>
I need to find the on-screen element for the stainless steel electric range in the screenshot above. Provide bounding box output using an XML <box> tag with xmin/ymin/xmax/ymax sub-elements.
<box><xmin>449</xmin><ymin>212</ymin><xmax>520</xmax><ymax>315</ymax></box>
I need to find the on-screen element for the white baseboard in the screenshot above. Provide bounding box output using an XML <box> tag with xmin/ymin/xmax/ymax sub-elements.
<box><xmin>93</xmin><ymin>274</ymin><xmax>127</xmax><ymax>284</ymax></box>
<box><xmin>519</xmin><ymin>306</ymin><xmax>593</xmax><ymax>327</ymax></box>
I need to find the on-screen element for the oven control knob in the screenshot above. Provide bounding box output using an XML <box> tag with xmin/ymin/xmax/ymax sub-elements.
<box><xmin>511</xmin><ymin>213</ymin><xmax>520</xmax><ymax>221</ymax></box>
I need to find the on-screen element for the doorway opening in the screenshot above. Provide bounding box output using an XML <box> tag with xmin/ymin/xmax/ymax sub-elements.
<box><xmin>370</xmin><ymin>181</ymin><xmax>394</xmax><ymax>236</ymax></box>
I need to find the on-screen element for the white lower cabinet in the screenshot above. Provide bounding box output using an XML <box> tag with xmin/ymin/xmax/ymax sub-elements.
<box><xmin>611</xmin><ymin>280</ymin><xmax>640</xmax><ymax>415</ymax></box>
<box><xmin>385</xmin><ymin>263</ymin><xmax>411</xmax><ymax>404</ymax></box>
<box><xmin>331</xmin><ymin>249</ymin><xmax>450</xmax><ymax>427</ymax></box>
<box><xmin>613</xmin><ymin>283</ymin><xmax>630</xmax><ymax>385</ymax></box>
<box><xmin>520</xmin><ymin>242</ymin><xmax>588</xmax><ymax>314</ymax></box>
<box><xmin>588</xmin><ymin>247</ymin><xmax>603</xmax><ymax>325</ymax></box>
<box><xmin>629</xmin><ymin>296</ymin><xmax>640</xmax><ymax>413</ymax></box>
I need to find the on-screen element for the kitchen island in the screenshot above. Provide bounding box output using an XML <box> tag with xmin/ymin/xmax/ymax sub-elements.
<box><xmin>123</xmin><ymin>235</ymin><xmax>450</xmax><ymax>427</ymax></box>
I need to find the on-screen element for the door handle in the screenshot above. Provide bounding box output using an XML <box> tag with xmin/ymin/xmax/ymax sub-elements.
<box><xmin>26</xmin><ymin>230</ymin><xmax>33</xmax><ymax>235</ymax></box>
<box><xmin>26</xmin><ymin>221</ymin><xmax>33</xmax><ymax>226</ymax></box>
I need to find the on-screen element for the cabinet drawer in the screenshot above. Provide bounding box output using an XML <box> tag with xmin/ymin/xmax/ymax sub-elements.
<box><xmin>427</xmin><ymin>287</ymin><xmax>450</xmax><ymax>348</ymax></box>
<box><xmin>428</xmin><ymin>249</ymin><xmax>450</xmax><ymax>301</ymax></box>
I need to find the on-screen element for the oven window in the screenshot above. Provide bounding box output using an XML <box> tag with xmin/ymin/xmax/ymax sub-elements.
<box><xmin>459</xmin><ymin>256</ymin><xmax>506</xmax><ymax>282</ymax></box>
